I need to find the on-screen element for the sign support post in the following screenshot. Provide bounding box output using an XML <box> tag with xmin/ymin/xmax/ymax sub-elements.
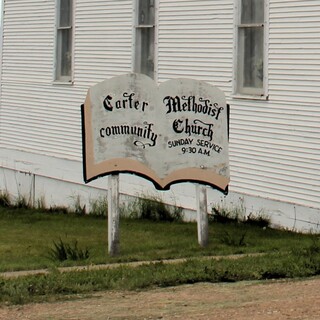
<box><xmin>196</xmin><ymin>184</ymin><xmax>209</xmax><ymax>247</ymax></box>
<box><xmin>108</xmin><ymin>173</ymin><xmax>120</xmax><ymax>256</ymax></box>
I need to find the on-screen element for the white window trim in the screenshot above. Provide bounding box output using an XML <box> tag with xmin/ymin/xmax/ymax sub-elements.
<box><xmin>53</xmin><ymin>0</ymin><xmax>74</xmax><ymax>85</ymax></box>
<box><xmin>132</xmin><ymin>0</ymin><xmax>158</xmax><ymax>81</ymax></box>
<box><xmin>232</xmin><ymin>0</ymin><xmax>269</xmax><ymax>100</ymax></box>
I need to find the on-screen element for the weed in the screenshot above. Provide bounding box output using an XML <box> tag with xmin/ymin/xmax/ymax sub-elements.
<box><xmin>47</xmin><ymin>206</ymin><xmax>69</xmax><ymax>214</ymax></box>
<box><xmin>245</xmin><ymin>212</ymin><xmax>270</xmax><ymax>228</ymax></box>
<box><xmin>211</xmin><ymin>202</ymin><xmax>270</xmax><ymax>228</ymax></box>
<box><xmin>14</xmin><ymin>195</ymin><xmax>30</xmax><ymax>209</ymax></box>
<box><xmin>211</xmin><ymin>207</ymin><xmax>239</xmax><ymax>224</ymax></box>
<box><xmin>129</xmin><ymin>195</ymin><xmax>182</xmax><ymax>222</ymax></box>
<box><xmin>220</xmin><ymin>231</ymin><xmax>247</xmax><ymax>247</ymax></box>
<box><xmin>210</xmin><ymin>199</ymin><xmax>245</xmax><ymax>224</ymax></box>
<box><xmin>0</xmin><ymin>190</ymin><xmax>11</xmax><ymax>207</ymax></box>
<box><xmin>73</xmin><ymin>195</ymin><xmax>86</xmax><ymax>216</ymax></box>
<box><xmin>36</xmin><ymin>196</ymin><xmax>46</xmax><ymax>211</ymax></box>
<box><xmin>48</xmin><ymin>238</ymin><xmax>90</xmax><ymax>262</ymax></box>
<box><xmin>89</xmin><ymin>196</ymin><xmax>108</xmax><ymax>217</ymax></box>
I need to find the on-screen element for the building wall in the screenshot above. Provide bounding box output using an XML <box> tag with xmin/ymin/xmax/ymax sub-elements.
<box><xmin>0</xmin><ymin>0</ymin><xmax>82</xmax><ymax>159</ymax></box>
<box><xmin>0</xmin><ymin>0</ymin><xmax>319</xmax><ymax>231</ymax></box>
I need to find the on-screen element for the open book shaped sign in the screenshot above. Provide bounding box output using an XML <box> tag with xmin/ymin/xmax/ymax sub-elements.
<box><xmin>82</xmin><ymin>73</ymin><xmax>229</xmax><ymax>193</ymax></box>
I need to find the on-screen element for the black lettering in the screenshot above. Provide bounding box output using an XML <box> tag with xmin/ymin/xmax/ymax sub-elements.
<box><xmin>172</xmin><ymin>119</ymin><xmax>184</xmax><ymax>133</ymax></box>
<box><xmin>121</xmin><ymin>125</ymin><xmax>130</xmax><ymax>135</ymax></box>
<box><xmin>123</xmin><ymin>92</ymin><xmax>135</xmax><ymax>109</ymax></box>
<box><xmin>215</xmin><ymin>106</ymin><xmax>224</xmax><ymax>120</ymax></box>
<box><xmin>142</xmin><ymin>101</ymin><xmax>148</xmax><ymax>112</ymax></box>
<box><xmin>103</xmin><ymin>95</ymin><xmax>113</xmax><ymax>111</ymax></box>
<box><xmin>105</xmin><ymin>127</ymin><xmax>111</xmax><ymax>136</ymax></box>
<box><xmin>112</xmin><ymin>126</ymin><xmax>121</xmax><ymax>135</ymax></box>
<box><xmin>164</xmin><ymin>96</ymin><xmax>181</xmax><ymax>114</ymax></box>
<box><xmin>105</xmin><ymin>92</ymin><xmax>148</xmax><ymax>112</ymax></box>
<box><xmin>99</xmin><ymin>123</ymin><xmax>158</xmax><ymax>148</ymax></box>
<box><xmin>163</xmin><ymin>95</ymin><xmax>223</xmax><ymax>119</ymax></box>
<box><xmin>115</xmin><ymin>100</ymin><xmax>122</xmax><ymax>109</ymax></box>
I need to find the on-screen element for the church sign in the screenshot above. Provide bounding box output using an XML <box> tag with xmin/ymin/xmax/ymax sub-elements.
<box><xmin>82</xmin><ymin>73</ymin><xmax>229</xmax><ymax>193</ymax></box>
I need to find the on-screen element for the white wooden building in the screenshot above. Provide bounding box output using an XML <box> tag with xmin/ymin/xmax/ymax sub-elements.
<box><xmin>0</xmin><ymin>0</ymin><xmax>319</xmax><ymax>232</ymax></box>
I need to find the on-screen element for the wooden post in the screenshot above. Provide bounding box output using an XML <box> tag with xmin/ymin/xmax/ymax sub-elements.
<box><xmin>196</xmin><ymin>184</ymin><xmax>209</xmax><ymax>247</ymax></box>
<box><xmin>108</xmin><ymin>174</ymin><xmax>120</xmax><ymax>256</ymax></box>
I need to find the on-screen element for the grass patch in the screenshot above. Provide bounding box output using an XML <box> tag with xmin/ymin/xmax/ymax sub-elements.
<box><xmin>1</xmin><ymin>252</ymin><xmax>320</xmax><ymax>305</ymax></box>
<box><xmin>0</xmin><ymin>206</ymin><xmax>318</xmax><ymax>272</ymax></box>
<box><xmin>0</xmin><ymin>205</ymin><xmax>319</xmax><ymax>305</ymax></box>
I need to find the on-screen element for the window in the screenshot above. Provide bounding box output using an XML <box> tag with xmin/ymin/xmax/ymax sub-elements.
<box><xmin>55</xmin><ymin>0</ymin><xmax>73</xmax><ymax>82</ymax></box>
<box><xmin>236</xmin><ymin>0</ymin><xmax>265</xmax><ymax>96</ymax></box>
<box><xmin>134</xmin><ymin>0</ymin><xmax>155</xmax><ymax>79</ymax></box>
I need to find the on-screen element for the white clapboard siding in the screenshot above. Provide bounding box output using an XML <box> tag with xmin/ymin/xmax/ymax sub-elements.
<box><xmin>268</xmin><ymin>0</ymin><xmax>320</xmax><ymax>104</ymax></box>
<box><xmin>158</xmin><ymin>0</ymin><xmax>234</xmax><ymax>95</ymax></box>
<box><xmin>0</xmin><ymin>83</ymin><xmax>86</xmax><ymax>160</ymax></box>
<box><xmin>74</xmin><ymin>0</ymin><xmax>133</xmax><ymax>86</ymax></box>
<box><xmin>0</xmin><ymin>0</ymin><xmax>83</xmax><ymax>160</ymax></box>
<box><xmin>0</xmin><ymin>0</ymin><xmax>133</xmax><ymax>161</ymax></box>
<box><xmin>1</xmin><ymin>1</ymin><xmax>55</xmax><ymax>84</ymax></box>
<box><xmin>229</xmin><ymin>0</ymin><xmax>320</xmax><ymax>208</ymax></box>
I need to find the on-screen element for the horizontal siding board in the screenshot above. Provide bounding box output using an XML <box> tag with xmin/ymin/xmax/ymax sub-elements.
<box><xmin>231</xmin><ymin>152</ymin><xmax>319</xmax><ymax>176</ymax></box>
<box><xmin>74</xmin><ymin>0</ymin><xmax>132</xmax><ymax>86</ymax></box>
<box><xmin>230</xmin><ymin>158</ymin><xmax>319</xmax><ymax>181</ymax></box>
<box><xmin>229</xmin><ymin>182</ymin><xmax>319</xmax><ymax>208</ymax></box>
<box><xmin>158</xmin><ymin>0</ymin><xmax>233</xmax><ymax>94</ymax></box>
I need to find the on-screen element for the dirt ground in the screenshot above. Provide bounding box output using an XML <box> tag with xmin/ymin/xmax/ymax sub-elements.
<box><xmin>1</xmin><ymin>277</ymin><xmax>319</xmax><ymax>320</ymax></box>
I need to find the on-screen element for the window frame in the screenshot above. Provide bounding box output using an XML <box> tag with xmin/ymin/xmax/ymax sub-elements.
<box><xmin>233</xmin><ymin>0</ymin><xmax>268</xmax><ymax>99</ymax></box>
<box><xmin>133</xmin><ymin>0</ymin><xmax>157</xmax><ymax>80</ymax></box>
<box><xmin>54</xmin><ymin>0</ymin><xmax>74</xmax><ymax>84</ymax></box>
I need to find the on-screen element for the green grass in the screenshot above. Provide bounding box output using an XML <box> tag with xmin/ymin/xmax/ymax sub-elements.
<box><xmin>0</xmin><ymin>206</ymin><xmax>317</xmax><ymax>272</ymax></box>
<box><xmin>0</xmin><ymin>206</ymin><xmax>320</xmax><ymax>305</ymax></box>
<box><xmin>1</xmin><ymin>253</ymin><xmax>320</xmax><ymax>305</ymax></box>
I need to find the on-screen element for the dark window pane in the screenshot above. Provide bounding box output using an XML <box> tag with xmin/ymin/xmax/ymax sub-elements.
<box><xmin>138</xmin><ymin>27</ymin><xmax>154</xmax><ymax>78</ymax></box>
<box><xmin>138</xmin><ymin>0</ymin><xmax>155</xmax><ymax>25</ymax></box>
<box><xmin>60</xmin><ymin>0</ymin><xmax>71</xmax><ymax>27</ymax></box>
<box><xmin>240</xmin><ymin>27</ymin><xmax>264</xmax><ymax>89</ymax></box>
<box><xmin>241</xmin><ymin>0</ymin><xmax>264</xmax><ymax>24</ymax></box>
<box><xmin>58</xmin><ymin>29</ymin><xmax>72</xmax><ymax>77</ymax></box>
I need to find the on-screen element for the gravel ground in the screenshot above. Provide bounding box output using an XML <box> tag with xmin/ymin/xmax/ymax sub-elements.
<box><xmin>1</xmin><ymin>277</ymin><xmax>319</xmax><ymax>319</ymax></box>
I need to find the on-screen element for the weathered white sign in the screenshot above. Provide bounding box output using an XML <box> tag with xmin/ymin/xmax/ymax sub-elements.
<box><xmin>82</xmin><ymin>73</ymin><xmax>229</xmax><ymax>193</ymax></box>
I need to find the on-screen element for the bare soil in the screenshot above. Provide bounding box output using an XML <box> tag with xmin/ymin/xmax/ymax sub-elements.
<box><xmin>1</xmin><ymin>277</ymin><xmax>319</xmax><ymax>320</ymax></box>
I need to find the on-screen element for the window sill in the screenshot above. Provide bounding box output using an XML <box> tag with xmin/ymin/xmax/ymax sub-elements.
<box><xmin>52</xmin><ymin>80</ymin><xmax>74</xmax><ymax>86</ymax></box>
<box><xmin>231</xmin><ymin>94</ymin><xmax>268</xmax><ymax>101</ymax></box>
